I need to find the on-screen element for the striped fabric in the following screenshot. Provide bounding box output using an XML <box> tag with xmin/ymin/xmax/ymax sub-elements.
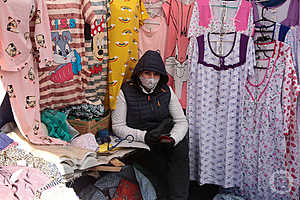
<box><xmin>39</xmin><ymin>0</ymin><xmax>97</xmax><ymax>110</ymax></box>
<box><xmin>84</xmin><ymin>0</ymin><xmax>110</xmax><ymax>104</ymax></box>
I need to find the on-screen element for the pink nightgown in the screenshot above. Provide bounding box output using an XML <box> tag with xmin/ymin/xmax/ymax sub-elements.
<box><xmin>0</xmin><ymin>0</ymin><xmax>66</xmax><ymax>145</ymax></box>
<box><xmin>162</xmin><ymin>0</ymin><xmax>194</xmax><ymax>109</ymax></box>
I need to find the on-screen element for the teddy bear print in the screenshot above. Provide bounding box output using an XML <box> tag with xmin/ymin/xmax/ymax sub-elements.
<box><xmin>35</xmin><ymin>10</ymin><xmax>41</xmax><ymax>24</ymax></box>
<box><xmin>36</xmin><ymin>34</ymin><xmax>46</xmax><ymax>48</ymax></box>
<box><xmin>3</xmin><ymin>0</ymin><xmax>7</xmax><ymax>3</ymax></box>
<box><xmin>33</xmin><ymin>120</ymin><xmax>40</xmax><ymax>135</ymax></box>
<box><xmin>7</xmin><ymin>85</ymin><xmax>16</xmax><ymax>98</ymax></box>
<box><xmin>25</xmin><ymin>96</ymin><xmax>36</xmax><ymax>109</ymax></box>
<box><xmin>7</xmin><ymin>16</ymin><xmax>21</xmax><ymax>33</ymax></box>
<box><xmin>24</xmin><ymin>32</ymin><xmax>30</xmax><ymax>40</ymax></box>
<box><xmin>5</xmin><ymin>43</ymin><xmax>21</xmax><ymax>57</ymax></box>
<box><xmin>30</xmin><ymin>47</ymin><xmax>40</xmax><ymax>62</ymax></box>
<box><xmin>24</xmin><ymin>66</ymin><xmax>35</xmax><ymax>82</ymax></box>
<box><xmin>44</xmin><ymin>59</ymin><xmax>53</xmax><ymax>67</ymax></box>
<box><xmin>29</xmin><ymin>5</ymin><xmax>35</xmax><ymax>19</ymax></box>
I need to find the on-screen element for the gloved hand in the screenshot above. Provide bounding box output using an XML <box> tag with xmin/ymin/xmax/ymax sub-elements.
<box><xmin>144</xmin><ymin>127</ymin><xmax>161</xmax><ymax>147</ymax></box>
<box><xmin>159</xmin><ymin>135</ymin><xmax>175</xmax><ymax>153</ymax></box>
<box><xmin>144</xmin><ymin>118</ymin><xmax>175</xmax><ymax>146</ymax></box>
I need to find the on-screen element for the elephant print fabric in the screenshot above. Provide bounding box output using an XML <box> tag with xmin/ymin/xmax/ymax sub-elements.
<box><xmin>39</xmin><ymin>0</ymin><xmax>98</xmax><ymax>110</ymax></box>
<box><xmin>0</xmin><ymin>0</ymin><xmax>66</xmax><ymax>145</ymax></box>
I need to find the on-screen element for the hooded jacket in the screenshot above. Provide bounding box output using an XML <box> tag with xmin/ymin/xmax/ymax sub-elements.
<box><xmin>121</xmin><ymin>50</ymin><xmax>171</xmax><ymax>131</ymax></box>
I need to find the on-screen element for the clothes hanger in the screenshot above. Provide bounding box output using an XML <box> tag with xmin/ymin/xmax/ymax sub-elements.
<box><xmin>144</xmin><ymin>2</ymin><xmax>163</xmax><ymax>9</ymax></box>
<box><xmin>210</xmin><ymin>4</ymin><xmax>239</xmax><ymax>9</ymax></box>
<box><xmin>254</xmin><ymin>64</ymin><xmax>268</xmax><ymax>69</ymax></box>
<box><xmin>254</xmin><ymin>51</ymin><xmax>269</xmax><ymax>69</ymax></box>
<box><xmin>254</xmin><ymin>6</ymin><xmax>276</xmax><ymax>24</ymax></box>
<box><xmin>207</xmin><ymin>32</ymin><xmax>237</xmax><ymax>58</ymax></box>
<box><xmin>210</xmin><ymin>0</ymin><xmax>239</xmax><ymax>9</ymax></box>
<box><xmin>210</xmin><ymin>31</ymin><xmax>236</xmax><ymax>35</ymax></box>
<box><xmin>253</xmin><ymin>5</ymin><xmax>274</xmax><ymax>62</ymax></box>
<box><xmin>143</xmin><ymin>0</ymin><xmax>164</xmax><ymax>6</ymax></box>
<box><xmin>144</xmin><ymin>5</ymin><xmax>162</xmax><ymax>9</ymax></box>
<box><xmin>254</xmin><ymin>25</ymin><xmax>274</xmax><ymax>42</ymax></box>
<box><xmin>255</xmin><ymin>34</ymin><xmax>272</xmax><ymax>42</ymax></box>
<box><xmin>255</xmin><ymin>36</ymin><xmax>274</xmax><ymax>53</ymax></box>
<box><xmin>246</xmin><ymin>0</ymin><xmax>270</xmax><ymax>3</ymax></box>
<box><xmin>254</xmin><ymin>27</ymin><xmax>274</xmax><ymax>33</ymax></box>
<box><xmin>254</xmin><ymin>42</ymin><xmax>272</xmax><ymax>66</ymax></box>
<box><xmin>143</xmin><ymin>19</ymin><xmax>161</xmax><ymax>25</ymax></box>
<box><xmin>209</xmin><ymin>32</ymin><xmax>237</xmax><ymax>42</ymax></box>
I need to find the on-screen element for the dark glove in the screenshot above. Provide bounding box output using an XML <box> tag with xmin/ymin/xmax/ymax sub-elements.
<box><xmin>144</xmin><ymin>127</ymin><xmax>161</xmax><ymax>147</ymax></box>
<box><xmin>144</xmin><ymin>118</ymin><xmax>175</xmax><ymax>146</ymax></box>
<box><xmin>159</xmin><ymin>135</ymin><xmax>175</xmax><ymax>153</ymax></box>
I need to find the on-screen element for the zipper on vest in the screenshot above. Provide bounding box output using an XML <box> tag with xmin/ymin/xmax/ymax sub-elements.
<box><xmin>148</xmin><ymin>95</ymin><xmax>154</xmax><ymax>111</ymax></box>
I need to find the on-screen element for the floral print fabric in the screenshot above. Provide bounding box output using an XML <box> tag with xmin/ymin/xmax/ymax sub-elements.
<box><xmin>187</xmin><ymin>32</ymin><xmax>255</xmax><ymax>188</ymax></box>
<box><xmin>240</xmin><ymin>41</ymin><xmax>299</xmax><ymax>200</ymax></box>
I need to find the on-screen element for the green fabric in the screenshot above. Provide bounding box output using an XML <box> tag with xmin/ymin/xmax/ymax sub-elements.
<box><xmin>41</xmin><ymin>109</ymin><xmax>73</xmax><ymax>142</ymax></box>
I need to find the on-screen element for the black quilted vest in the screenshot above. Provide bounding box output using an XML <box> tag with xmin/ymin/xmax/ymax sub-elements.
<box><xmin>121</xmin><ymin>82</ymin><xmax>171</xmax><ymax>131</ymax></box>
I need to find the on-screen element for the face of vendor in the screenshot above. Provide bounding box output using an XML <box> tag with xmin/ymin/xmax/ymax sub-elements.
<box><xmin>140</xmin><ymin>70</ymin><xmax>160</xmax><ymax>80</ymax></box>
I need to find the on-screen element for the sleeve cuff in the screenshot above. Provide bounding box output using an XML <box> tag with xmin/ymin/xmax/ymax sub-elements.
<box><xmin>136</xmin><ymin>130</ymin><xmax>147</xmax><ymax>143</ymax></box>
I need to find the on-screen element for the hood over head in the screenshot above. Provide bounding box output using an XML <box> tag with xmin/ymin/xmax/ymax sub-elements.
<box><xmin>131</xmin><ymin>50</ymin><xmax>169</xmax><ymax>86</ymax></box>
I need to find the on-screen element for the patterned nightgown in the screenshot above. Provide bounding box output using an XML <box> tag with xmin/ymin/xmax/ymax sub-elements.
<box><xmin>253</xmin><ymin>23</ymin><xmax>300</xmax><ymax>200</ymax></box>
<box><xmin>240</xmin><ymin>41</ymin><xmax>299</xmax><ymax>200</ymax></box>
<box><xmin>0</xmin><ymin>0</ymin><xmax>66</xmax><ymax>145</ymax></box>
<box><xmin>187</xmin><ymin>32</ymin><xmax>255</xmax><ymax>188</ymax></box>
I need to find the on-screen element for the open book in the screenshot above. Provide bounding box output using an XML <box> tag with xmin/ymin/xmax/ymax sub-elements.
<box><xmin>7</xmin><ymin>130</ymin><xmax>135</xmax><ymax>177</ymax></box>
<box><xmin>109</xmin><ymin>136</ymin><xmax>150</xmax><ymax>151</ymax></box>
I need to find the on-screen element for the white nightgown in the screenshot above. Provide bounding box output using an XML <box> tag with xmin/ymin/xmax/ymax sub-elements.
<box><xmin>188</xmin><ymin>32</ymin><xmax>255</xmax><ymax>188</ymax></box>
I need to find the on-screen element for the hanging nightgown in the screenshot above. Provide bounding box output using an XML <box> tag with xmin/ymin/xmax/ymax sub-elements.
<box><xmin>0</xmin><ymin>0</ymin><xmax>66</xmax><ymax>145</ymax></box>
<box><xmin>84</xmin><ymin>0</ymin><xmax>110</xmax><ymax>104</ymax></box>
<box><xmin>107</xmin><ymin>0</ymin><xmax>149</xmax><ymax>110</ymax></box>
<box><xmin>254</xmin><ymin>23</ymin><xmax>300</xmax><ymax>200</ymax></box>
<box><xmin>162</xmin><ymin>0</ymin><xmax>194</xmax><ymax>109</ymax></box>
<box><xmin>188</xmin><ymin>32</ymin><xmax>255</xmax><ymax>188</ymax></box>
<box><xmin>253</xmin><ymin>4</ymin><xmax>300</xmax><ymax>199</ymax></box>
<box><xmin>138</xmin><ymin>15</ymin><xmax>168</xmax><ymax>59</ymax></box>
<box><xmin>240</xmin><ymin>41</ymin><xmax>299</xmax><ymax>200</ymax></box>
